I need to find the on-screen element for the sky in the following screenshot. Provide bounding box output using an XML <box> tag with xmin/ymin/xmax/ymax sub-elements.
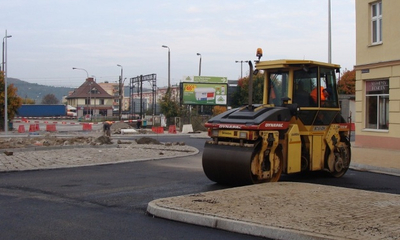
<box><xmin>1</xmin><ymin>0</ymin><xmax>355</xmax><ymax>88</ymax></box>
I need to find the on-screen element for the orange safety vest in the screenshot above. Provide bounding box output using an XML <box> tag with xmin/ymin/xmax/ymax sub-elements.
<box><xmin>310</xmin><ymin>87</ymin><xmax>327</xmax><ymax>103</ymax></box>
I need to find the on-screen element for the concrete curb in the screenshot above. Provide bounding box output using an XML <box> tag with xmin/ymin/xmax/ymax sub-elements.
<box><xmin>350</xmin><ymin>163</ymin><xmax>400</xmax><ymax>177</ymax></box>
<box><xmin>147</xmin><ymin>201</ymin><xmax>337</xmax><ymax>240</ymax></box>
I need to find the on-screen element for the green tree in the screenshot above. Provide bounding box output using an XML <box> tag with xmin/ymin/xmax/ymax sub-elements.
<box><xmin>232</xmin><ymin>72</ymin><xmax>264</xmax><ymax>108</ymax></box>
<box><xmin>0</xmin><ymin>72</ymin><xmax>23</xmax><ymax>130</ymax></box>
<box><xmin>337</xmin><ymin>69</ymin><xmax>355</xmax><ymax>94</ymax></box>
<box><xmin>41</xmin><ymin>93</ymin><xmax>60</xmax><ymax>104</ymax></box>
<box><xmin>159</xmin><ymin>88</ymin><xmax>180</xmax><ymax>126</ymax></box>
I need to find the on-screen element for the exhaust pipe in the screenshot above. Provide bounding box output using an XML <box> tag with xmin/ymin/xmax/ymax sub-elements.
<box><xmin>248</xmin><ymin>61</ymin><xmax>253</xmax><ymax>110</ymax></box>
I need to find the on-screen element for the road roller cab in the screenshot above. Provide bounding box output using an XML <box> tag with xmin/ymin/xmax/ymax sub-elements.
<box><xmin>202</xmin><ymin>55</ymin><xmax>351</xmax><ymax>185</ymax></box>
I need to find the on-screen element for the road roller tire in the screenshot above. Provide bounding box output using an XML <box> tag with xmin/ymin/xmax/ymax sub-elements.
<box><xmin>328</xmin><ymin>140</ymin><xmax>351</xmax><ymax>178</ymax></box>
<box><xmin>202</xmin><ymin>142</ymin><xmax>283</xmax><ymax>185</ymax></box>
<box><xmin>202</xmin><ymin>143</ymin><xmax>255</xmax><ymax>185</ymax></box>
<box><xmin>250</xmin><ymin>146</ymin><xmax>283</xmax><ymax>183</ymax></box>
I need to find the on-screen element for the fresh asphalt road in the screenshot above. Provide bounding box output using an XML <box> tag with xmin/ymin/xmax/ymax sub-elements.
<box><xmin>1</xmin><ymin>135</ymin><xmax>399</xmax><ymax>240</ymax></box>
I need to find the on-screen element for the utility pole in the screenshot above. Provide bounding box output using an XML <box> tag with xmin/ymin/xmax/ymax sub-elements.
<box><xmin>235</xmin><ymin>60</ymin><xmax>247</xmax><ymax>79</ymax></box>
<box><xmin>117</xmin><ymin>64</ymin><xmax>123</xmax><ymax>120</ymax></box>
<box><xmin>197</xmin><ymin>53</ymin><xmax>202</xmax><ymax>76</ymax></box>
<box><xmin>328</xmin><ymin>0</ymin><xmax>332</xmax><ymax>63</ymax></box>
<box><xmin>162</xmin><ymin>45</ymin><xmax>171</xmax><ymax>89</ymax></box>
<box><xmin>3</xmin><ymin>30</ymin><xmax>12</xmax><ymax>133</ymax></box>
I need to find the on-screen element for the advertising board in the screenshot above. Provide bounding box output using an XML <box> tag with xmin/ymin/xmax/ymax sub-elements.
<box><xmin>183</xmin><ymin>76</ymin><xmax>228</xmax><ymax>83</ymax></box>
<box><xmin>182</xmin><ymin>83</ymin><xmax>227</xmax><ymax>105</ymax></box>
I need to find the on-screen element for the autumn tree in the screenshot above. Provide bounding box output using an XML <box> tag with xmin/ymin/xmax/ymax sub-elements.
<box><xmin>22</xmin><ymin>98</ymin><xmax>35</xmax><ymax>104</ymax></box>
<box><xmin>41</xmin><ymin>93</ymin><xmax>60</xmax><ymax>104</ymax></box>
<box><xmin>231</xmin><ymin>71</ymin><xmax>264</xmax><ymax>108</ymax></box>
<box><xmin>212</xmin><ymin>105</ymin><xmax>227</xmax><ymax>116</ymax></box>
<box><xmin>337</xmin><ymin>69</ymin><xmax>355</xmax><ymax>94</ymax></box>
<box><xmin>0</xmin><ymin>71</ymin><xmax>23</xmax><ymax>130</ymax></box>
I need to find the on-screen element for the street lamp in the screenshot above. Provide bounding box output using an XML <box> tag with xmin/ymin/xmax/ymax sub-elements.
<box><xmin>117</xmin><ymin>64</ymin><xmax>123</xmax><ymax>120</ymax></box>
<box><xmin>2</xmin><ymin>30</ymin><xmax>12</xmax><ymax>133</ymax></box>
<box><xmin>72</xmin><ymin>67</ymin><xmax>90</xmax><ymax>118</ymax></box>
<box><xmin>196</xmin><ymin>53</ymin><xmax>202</xmax><ymax>76</ymax></box>
<box><xmin>88</xmin><ymin>81</ymin><xmax>92</xmax><ymax>118</ymax></box>
<box><xmin>162</xmin><ymin>45</ymin><xmax>170</xmax><ymax>89</ymax></box>
<box><xmin>235</xmin><ymin>60</ymin><xmax>248</xmax><ymax>79</ymax></box>
<box><xmin>328</xmin><ymin>0</ymin><xmax>332</xmax><ymax>63</ymax></box>
<box><xmin>72</xmin><ymin>67</ymin><xmax>89</xmax><ymax>79</ymax></box>
<box><xmin>91</xmin><ymin>75</ymin><xmax>97</xmax><ymax>121</ymax></box>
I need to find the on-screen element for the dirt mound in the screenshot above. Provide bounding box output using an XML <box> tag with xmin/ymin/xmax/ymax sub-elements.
<box><xmin>95</xmin><ymin>136</ymin><xmax>113</xmax><ymax>144</ymax></box>
<box><xmin>110</xmin><ymin>122</ymin><xmax>131</xmax><ymax>130</ymax></box>
<box><xmin>135</xmin><ymin>137</ymin><xmax>161</xmax><ymax>145</ymax></box>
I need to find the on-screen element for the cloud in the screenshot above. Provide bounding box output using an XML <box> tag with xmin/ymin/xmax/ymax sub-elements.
<box><xmin>1</xmin><ymin>0</ymin><xmax>355</xmax><ymax>87</ymax></box>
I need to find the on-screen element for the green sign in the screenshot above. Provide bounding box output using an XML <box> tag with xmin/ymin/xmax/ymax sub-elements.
<box><xmin>182</xmin><ymin>83</ymin><xmax>227</xmax><ymax>105</ymax></box>
<box><xmin>183</xmin><ymin>76</ymin><xmax>228</xmax><ymax>83</ymax></box>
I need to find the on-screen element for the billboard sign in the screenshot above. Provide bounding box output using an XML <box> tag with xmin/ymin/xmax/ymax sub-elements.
<box><xmin>182</xmin><ymin>83</ymin><xmax>227</xmax><ymax>105</ymax></box>
<box><xmin>183</xmin><ymin>76</ymin><xmax>228</xmax><ymax>83</ymax></box>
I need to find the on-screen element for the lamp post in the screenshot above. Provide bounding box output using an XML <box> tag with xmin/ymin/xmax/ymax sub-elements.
<box><xmin>162</xmin><ymin>45</ymin><xmax>170</xmax><ymax>89</ymax></box>
<box><xmin>2</xmin><ymin>30</ymin><xmax>12</xmax><ymax>133</ymax></box>
<box><xmin>117</xmin><ymin>64</ymin><xmax>123</xmax><ymax>120</ymax></box>
<box><xmin>89</xmin><ymin>81</ymin><xmax>92</xmax><ymax>118</ymax></box>
<box><xmin>92</xmin><ymin>75</ymin><xmax>97</xmax><ymax>121</ymax></box>
<box><xmin>328</xmin><ymin>0</ymin><xmax>332</xmax><ymax>63</ymax></box>
<box><xmin>196</xmin><ymin>53</ymin><xmax>202</xmax><ymax>76</ymax></box>
<box><xmin>72</xmin><ymin>67</ymin><xmax>89</xmax><ymax>78</ymax></box>
<box><xmin>72</xmin><ymin>67</ymin><xmax>90</xmax><ymax>118</ymax></box>
<box><xmin>235</xmin><ymin>60</ymin><xmax>247</xmax><ymax>79</ymax></box>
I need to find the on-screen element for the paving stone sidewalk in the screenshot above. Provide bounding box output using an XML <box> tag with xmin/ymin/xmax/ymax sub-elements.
<box><xmin>0</xmin><ymin>144</ymin><xmax>199</xmax><ymax>172</ymax></box>
<box><xmin>148</xmin><ymin>182</ymin><xmax>400</xmax><ymax>240</ymax></box>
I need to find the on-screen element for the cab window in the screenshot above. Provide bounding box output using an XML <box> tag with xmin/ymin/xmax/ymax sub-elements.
<box><xmin>293</xmin><ymin>67</ymin><xmax>317</xmax><ymax>107</ymax></box>
<box><xmin>320</xmin><ymin>67</ymin><xmax>338</xmax><ymax>108</ymax></box>
<box><xmin>268</xmin><ymin>72</ymin><xmax>288</xmax><ymax>106</ymax></box>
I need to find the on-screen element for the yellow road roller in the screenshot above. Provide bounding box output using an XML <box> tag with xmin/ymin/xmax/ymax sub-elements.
<box><xmin>202</xmin><ymin>54</ymin><xmax>351</xmax><ymax>185</ymax></box>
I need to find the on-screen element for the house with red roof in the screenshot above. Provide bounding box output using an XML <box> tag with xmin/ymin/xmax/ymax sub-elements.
<box><xmin>65</xmin><ymin>78</ymin><xmax>114</xmax><ymax>119</ymax></box>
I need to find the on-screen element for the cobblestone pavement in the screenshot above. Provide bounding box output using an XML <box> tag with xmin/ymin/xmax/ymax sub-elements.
<box><xmin>0</xmin><ymin>143</ymin><xmax>198</xmax><ymax>172</ymax></box>
<box><xmin>148</xmin><ymin>182</ymin><xmax>400</xmax><ymax>240</ymax></box>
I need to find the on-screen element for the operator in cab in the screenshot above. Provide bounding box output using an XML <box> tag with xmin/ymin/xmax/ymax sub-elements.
<box><xmin>310</xmin><ymin>87</ymin><xmax>332</xmax><ymax>106</ymax></box>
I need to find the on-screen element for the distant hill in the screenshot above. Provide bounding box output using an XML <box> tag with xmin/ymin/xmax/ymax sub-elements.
<box><xmin>8</xmin><ymin>78</ymin><xmax>133</xmax><ymax>104</ymax></box>
<box><xmin>8</xmin><ymin>78</ymin><xmax>75</xmax><ymax>103</ymax></box>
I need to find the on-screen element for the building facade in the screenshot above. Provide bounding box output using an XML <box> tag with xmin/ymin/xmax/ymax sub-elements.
<box><xmin>355</xmin><ymin>0</ymin><xmax>400</xmax><ymax>149</ymax></box>
<box><xmin>97</xmin><ymin>82</ymin><xmax>129</xmax><ymax>112</ymax></box>
<box><xmin>66</xmin><ymin>78</ymin><xmax>114</xmax><ymax>118</ymax></box>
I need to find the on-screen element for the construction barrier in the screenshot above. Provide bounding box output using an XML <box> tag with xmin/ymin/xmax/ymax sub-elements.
<box><xmin>18</xmin><ymin>125</ymin><xmax>25</xmax><ymax>133</ymax></box>
<box><xmin>151</xmin><ymin>126</ymin><xmax>164</xmax><ymax>134</ymax></box>
<box><xmin>181</xmin><ymin>124</ymin><xmax>193</xmax><ymax>134</ymax></box>
<box><xmin>82</xmin><ymin>123</ymin><xmax>92</xmax><ymax>131</ymax></box>
<box><xmin>46</xmin><ymin>124</ymin><xmax>57</xmax><ymax>132</ymax></box>
<box><xmin>168</xmin><ymin>125</ymin><xmax>177</xmax><ymax>134</ymax></box>
<box><xmin>29</xmin><ymin>124</ymin><xmax>37</xmax><ymax>132</ymax></box>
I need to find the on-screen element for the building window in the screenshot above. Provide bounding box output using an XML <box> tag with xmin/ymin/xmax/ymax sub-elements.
<box><xmin>371</xmin><ymin>1</ymin><xmax>382</xmax><ymax>44</ymax></box>
<box><xmin>365</xmin><ymin>80</ymin><xmax>389</xmax><ymax>130</ymax></box>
